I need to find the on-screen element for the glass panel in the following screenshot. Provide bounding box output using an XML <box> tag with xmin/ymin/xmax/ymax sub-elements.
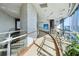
<box><xmin>0</xmin><ymin>34</ymin><xmax>8</xmax><ymax>56</ymax></box>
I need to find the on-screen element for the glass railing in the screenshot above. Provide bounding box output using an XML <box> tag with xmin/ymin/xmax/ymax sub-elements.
<box><xmin>38</xmin><ymin>30</ymin><xmax>61</xmax><ymax>56</ymax></box>
<box><xmin>0</xmin><ymin>33</ymin><xmax>9</xmax><ymax>56</ymax></box>
<box><xmin>51</xmin><ymin>28</ymin><xmax>79</xmax><ymax>56</ymax></box>
<box><xmin>1</xmin><ymin>28</ymin><xmax>78</xmax><ymax>56</ymax></box>
<box><xmin>50</xmin><ymin>29</ymin><xmax>69</xmax><ymax>54</ymax></box>
<box><xmin>0</xmin><ymin>30</ymin><xmax>37</xmax><ymax>56</ymax></box>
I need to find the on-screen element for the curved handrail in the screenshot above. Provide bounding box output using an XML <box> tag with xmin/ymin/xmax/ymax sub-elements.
<box><xmin>38</xmin><ymin>30</ymin><xmax>60</xmax><ymax>56</ymax></box>
<box><xmin>54</xmin><ymin>31</ymin><xmax>72</xmax><ymax>56</ymax></box>
<box><xmin>0</xmin><ymin>31</ymin><xmax>37</xmax><ymax>44</ymax></box>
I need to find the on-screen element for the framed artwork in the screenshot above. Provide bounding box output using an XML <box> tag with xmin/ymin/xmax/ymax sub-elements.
<box><xmin>43</xmin><ymin>24</ymin><xmax>48</xmax><ymax>30</ymax></box>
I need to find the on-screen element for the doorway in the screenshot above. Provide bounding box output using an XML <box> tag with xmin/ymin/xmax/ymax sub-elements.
<box><xmin>11</xmin><ymin>18</ymin><xmax>20</xmax><ymax>37</ymax></box>
<box><xmin>50</xmin><ymin>20</ymin><xmax>54</xmax><ymax>33</ymax></box>
<box><xmin>15</xmin><ymin>18</ymin><xmax>20</xmax><ymax>30</ymax></box>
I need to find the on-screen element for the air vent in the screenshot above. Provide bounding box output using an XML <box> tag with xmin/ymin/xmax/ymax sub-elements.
<box><xmin>40</xmin><ymin>3</ymin><xmax>48</xmax><ymax>8</ymax></box>
<box><xmin>69</xmin><ymin>3</ymin><xmax>71</xmax><ymax>8</ymax></box>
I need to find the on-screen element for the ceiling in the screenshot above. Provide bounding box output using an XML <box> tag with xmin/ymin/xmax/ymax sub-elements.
<box><xmin>33</xmin><ymin>3</ymin><xmax>78</xmax><ymax>20</ymax></box>
<box><xmin>0</xmin><ymin>3</ymin><xmax>22</xmax><ymax>18</ymax></box>
<box><xmin>0</xmin><ymin>3</ymin><xmax>78</xmax><ymax>20</ymax></box>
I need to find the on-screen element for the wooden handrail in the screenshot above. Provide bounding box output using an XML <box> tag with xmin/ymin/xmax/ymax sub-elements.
<box><xmin>39</xmin><ymin>30</ymin><xmax>60</xmax><ymax>56</ymax></box>
<box><xmin>55</xmin><ymin>32</ymin><xmax>63</xmax><ymax>54</ymax></box>
<box><xmin>56</xmin><ymin>32</ymin><xmax>71</xmax><ymax>53</ymax></box>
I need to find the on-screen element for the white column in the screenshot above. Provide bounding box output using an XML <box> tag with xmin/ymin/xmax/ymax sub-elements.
<box><xmin>20</xmin><ymin>4</ymin><xmax>37</xmax><ymax>47</ymax></box>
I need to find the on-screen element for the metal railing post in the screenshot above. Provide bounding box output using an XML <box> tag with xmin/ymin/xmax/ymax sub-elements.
<box><xmin>0</xmin><ymin>30</ymin><xmax>36</xmax><ymax>56</ymax></box>
<box><xmin>7</xmin><ymin>33</ymin><xmax>11</xmax><ymax>56</ymax></box>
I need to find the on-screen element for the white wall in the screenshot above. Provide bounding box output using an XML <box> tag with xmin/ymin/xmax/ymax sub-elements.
<box><xmin>20</xmin><ymin>4</ymin><xmax>27</xmax><ymax>32</ymax></box>
<box><xmin>0</xmin><ymin>10</ymin><xmax>15</xmax><ymax>33</ymax></box>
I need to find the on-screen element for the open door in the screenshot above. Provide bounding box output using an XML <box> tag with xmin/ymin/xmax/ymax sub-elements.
<box><xmin>50</xmin><ymin>20</ymin><xmax>54</xmax><ymax>33</ymax></box>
